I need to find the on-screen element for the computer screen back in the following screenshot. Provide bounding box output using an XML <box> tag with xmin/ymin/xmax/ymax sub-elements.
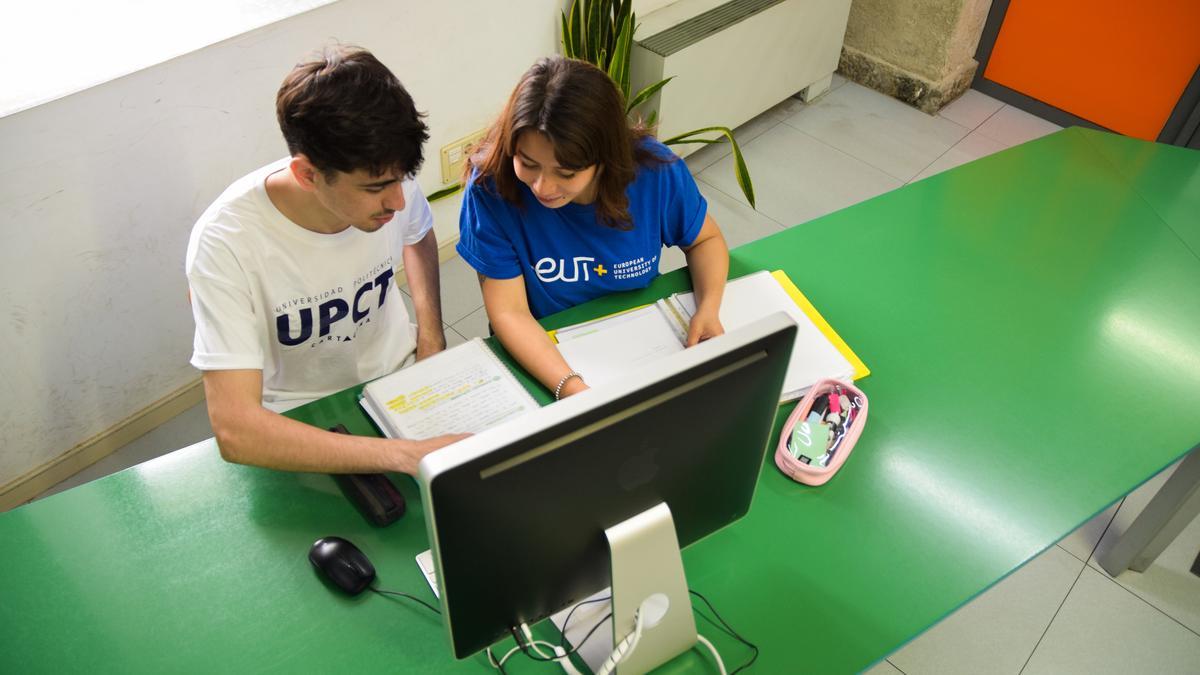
<box><xmin>420</xmin><ymin>314</ymin><xmax>797</xmax><ymax>659</ymax></box>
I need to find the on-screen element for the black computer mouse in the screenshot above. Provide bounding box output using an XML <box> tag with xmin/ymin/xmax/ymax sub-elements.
<box><xmin>308</xmin><ymin>536</ymin><xmax>376</xmax><ymax>596</ymax></box>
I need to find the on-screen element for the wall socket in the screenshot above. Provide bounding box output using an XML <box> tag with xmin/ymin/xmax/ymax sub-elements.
<box><xmin>440</xmin><ymin>129</ymin><xmax>488</xmax><ymax>184</ymax></box>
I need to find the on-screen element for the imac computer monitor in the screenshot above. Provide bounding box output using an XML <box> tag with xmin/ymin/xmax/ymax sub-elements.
<box><xmin>418</xmin><ymin>312</ymin><xmax>797</xmax><ymax>671</ymax></box>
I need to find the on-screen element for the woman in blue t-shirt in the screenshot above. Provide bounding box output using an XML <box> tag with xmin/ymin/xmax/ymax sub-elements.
<box><xmin>457</xmin><ymin>56</ymin><xmax>729</xmax><ymax>400</ymax></box>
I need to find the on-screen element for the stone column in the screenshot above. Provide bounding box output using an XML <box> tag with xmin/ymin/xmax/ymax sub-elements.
<box><xmin>839</xmin><ymin>0</ymin><xmax>992</xmax><ymax>113</ymax></box>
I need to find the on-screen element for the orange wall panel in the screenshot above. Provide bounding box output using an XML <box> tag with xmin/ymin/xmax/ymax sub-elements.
<box><xmin>983</xmin><ymin>0</ymin><xmax>1200</xmax><ymax>141</ymax></box>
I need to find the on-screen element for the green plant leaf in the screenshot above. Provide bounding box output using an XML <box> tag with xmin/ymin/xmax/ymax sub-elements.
<box><xmin>569</xmin><ymin>0</ymin><xmax>583</xmax><ymax>59</ymax></box>
<box><xmin>663</xmin><ymin>127</ymin><xmax>755</xmax><ymax>208</ymax></box>
<box><xmin>560</xmin><ymin>11</ymin><xmax>574</xmax><ymax>57</ymax></box>
<box><xmin>626</xmin><ymin>76</ymin><xmax>672</xmax><ymax>114</ymax></box>
<box><xmin>427</xmin><ymin>182</ymin><xmax>463</xmax><ymax>203</ymax></box>
<box><xmin>599</xmin><ymin>0</ymin><xmax>612</xmax><ymax>61</ymax></box>
<box><xmin>615</xmin><ymin>0</ymin><xmax>632</xmax><ymax>59</ymax></box>
<box><xmin>606</xmin><ymin>41</ymin><xmax>627</xmax><ymax>99</ymax></box>
<box><xmin>614</xmin><ymin>8</ymin><xmax>634</xmax><ymax>96</ymax></box>
<box><xmin>587</xmin><ymin>0</ymin><xmax>602</xmax><ymax>65</ymax></box>
<box><xmin>659</xmin><ymin>126</ymin><xmax>733</xmax><ymax>143</ymax></box>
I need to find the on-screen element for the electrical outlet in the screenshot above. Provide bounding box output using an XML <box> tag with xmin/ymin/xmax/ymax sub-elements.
<box><xmin>440</xmin><ymin>129</ymin><xmax>487</xmax><ymax>184</ymax></box>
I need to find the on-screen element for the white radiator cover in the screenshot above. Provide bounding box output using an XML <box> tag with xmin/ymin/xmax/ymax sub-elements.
<box><xmin>630</xmin><ymin>0</ymin><xmax>852</xmax><ymax>156</ymax></box>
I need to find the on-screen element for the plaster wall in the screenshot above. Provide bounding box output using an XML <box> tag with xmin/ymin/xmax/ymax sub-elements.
<box><xmin>840</xmin><ymin>0</ymin><xmax>992</xmax><ymax>112</ymax></box>
<box><xmin>0</xmin><ymin>0</ymin><xmax>561</xmax><ymax>485</ymax></box>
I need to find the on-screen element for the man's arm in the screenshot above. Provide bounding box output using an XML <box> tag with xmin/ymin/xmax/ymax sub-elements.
<box><xmin>681</xmin><ymin>214</ymin><xmax>729</xmax><ymax>346</ymax></box>
<box><xmin>402</xmin><ymin>229</ymin><xmax>447</xmax><ymax>361</ymax></box>
<box><xmin>481</xmin><ymin>275</ymin><xmax>588</xmax><ymax>399</ymax></box>
<box><xmin>203</xmin><ymin>369</ymin><xmax>466</xmax><ymax>474</ymax></box>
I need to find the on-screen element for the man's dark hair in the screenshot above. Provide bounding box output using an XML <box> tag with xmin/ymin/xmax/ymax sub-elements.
<box><xmin>276</xmin><ymin>45</ymin><xmax>429</xmax><ymax>178</ymax></box>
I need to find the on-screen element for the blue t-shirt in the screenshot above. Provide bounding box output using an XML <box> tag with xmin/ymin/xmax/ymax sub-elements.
<box><xmin>456</xmin><ymin>139</ymin><xmax>707</xmax><ymax>319</ymax></box>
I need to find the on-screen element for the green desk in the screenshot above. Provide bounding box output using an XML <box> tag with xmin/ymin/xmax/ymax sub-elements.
<box><xmin>3</xmin><ymin>128</ymin><xmax>1199</xmax><ymax>673</ymax></box>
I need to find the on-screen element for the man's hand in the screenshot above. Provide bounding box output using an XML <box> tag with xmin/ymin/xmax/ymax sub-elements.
<box><xmin>415</xmin><ymin>329</ymin><xmax>447</xmax><ymax>361</ymax></box>
<box><xmin>393</xmin><ymin>433</ymin><xmax>471</xmax><ymax>473</ymax></box>
<box><xmin>685</xmin><ymin>308</ymin><xmax>724</xmax><ymax>346</ymax></box>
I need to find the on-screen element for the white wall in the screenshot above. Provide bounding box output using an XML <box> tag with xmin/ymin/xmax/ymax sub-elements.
<box><xmin>1</xmin><ymin>0</ymin><xmax>336</xmax><ymax>117</ymax></box>
<box><xmin>0</xmin><ymin>0</ymin><xmax>562</xmax><ymax>484</ymax></box>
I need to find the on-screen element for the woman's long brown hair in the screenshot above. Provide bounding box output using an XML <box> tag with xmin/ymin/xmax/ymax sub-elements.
<box><xmin>466</xmin><ymin>56</ymin><xmax>668</xmax><ymax>229</ymax></box>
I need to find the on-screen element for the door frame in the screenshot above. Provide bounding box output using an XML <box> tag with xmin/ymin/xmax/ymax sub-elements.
<box><xmin>972</xmin><ymin>0</ymin><xmax>1200</xmax><ymax>146</ymax></box>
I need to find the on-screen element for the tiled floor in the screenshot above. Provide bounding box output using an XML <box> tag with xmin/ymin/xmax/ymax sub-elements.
<box><xmin>34</xmin><ymin>77</ymin><xmax>1200</xmax><ymax>673</ymax></box>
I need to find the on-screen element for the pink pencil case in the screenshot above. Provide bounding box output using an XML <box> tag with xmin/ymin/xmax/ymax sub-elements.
<box><xmin>775</xmin><ymin>379</ymin><xmax>869</xmax><ymax>486</ymax></box>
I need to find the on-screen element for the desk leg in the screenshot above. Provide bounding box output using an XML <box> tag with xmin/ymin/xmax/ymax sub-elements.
<box><xmin>1097</xmin><ymin>445</ymin><xmax>1200</xmax><ymax>576</ymax></box>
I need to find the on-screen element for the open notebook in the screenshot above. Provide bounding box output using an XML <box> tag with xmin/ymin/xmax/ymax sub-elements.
<box><xmin>360</xmin><ymin>338</ymin><xmax>538</xmax><ymax>439</ymax></box>
<box><xmin>553</xmin><ymin>270</ymin><xmax>869</xmax><ymax>402</ymax></box>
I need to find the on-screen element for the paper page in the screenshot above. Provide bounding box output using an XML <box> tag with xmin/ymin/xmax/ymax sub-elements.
<box><xmin>551</xmin><ymin>589</ymin><xmax>613</xmax><ymax>673</ymax></box>
<box><xmin>415</xmin><ymin>550</ymin><xmax>439</xmax><ymax>598</ymax></box>
<box><xmin>655</xmin><ymin>297</ymin><xmax>691</xmax><ymax>344</ymax></box>
<box><xmin>554</xmin><ymin>305</ymin><xmax>658</xmax><ymax>344</ymax></box>
<box><xmin>362</xmin><ymin>339</ymin><xmax>537</xmax><ymax>438</ymax></box>
<box><xmin>556</xmin><ymin>307</ymin><xmax>685</xmax><ymax>389</ymax></box>
<box><xmin>675</xmin><ymin>271</ymin><xmax>854</xmax><ymax>399</ymax></box>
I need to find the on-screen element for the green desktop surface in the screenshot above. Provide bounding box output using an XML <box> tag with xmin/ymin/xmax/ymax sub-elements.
<box><xmin>2</xmin><ymin>128</ymin><xmax>1198</xmax><ymax>673</ymax></box>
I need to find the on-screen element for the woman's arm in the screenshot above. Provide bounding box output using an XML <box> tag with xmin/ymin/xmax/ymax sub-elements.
<box><xmin>480</xmin><ymin>275</ymin><xmax>588</xmax><ymax>398</ymax></box>
<box><xmin>681</xmin><ymin>213</ymin><xmax>730</xmax><ymax>345</ymax></box>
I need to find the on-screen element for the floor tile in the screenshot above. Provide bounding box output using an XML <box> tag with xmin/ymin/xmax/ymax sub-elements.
<box><xmin>909</xmin><ymin>131</ymin><xmax>1011</xmax><ymax>183</ymax></box>
<box><xmin>659</xmin><ymin>244</ymin><xmax>688</xmax><ymax>274</ymax></box>
<box><xmin>935</xmin><ymin>89</ymin><xmax>1004</xmax><ymax>130</ymax></box>
<box><xmin>766</xmin><ymin>95</ymin><xmax>809</xmax><ymax>123</ymax></box>
<box><xmin>451</xmin><ymin>305</ymin><xmax>491</xmax><ymax>342</ymax></box>
<box><xmin>830</xmin><ymin>72</ymin><xmax>848</xmax><ymax>92</ymax></box>
<box><xmin>862</xmin><ymin>658</ymin><xmax>904</xmax><ymax>675</ymax></box>
<box><xmin>438</xmin><ymin>254</ymin><xmax>485</xmax><ymax>325</ymax></box>
<box><xmin>780</xmin><ymin>81</ymin><xmax>970</xmax><ymax>182</ymax></box>
<box><xmin>974</xmin><ymin>105</ymin><xmax>1062</xmax><ymax>147</ymax></box>
<box><xmin>1090</xmin><ymin>458</ymin><xmax>1200</xmax><ymax>635</ymax></box>
<box><xmin>400</xmin><ymin>286</ymin><xmax>416</xmax><ymax>320</ymax></box>
<box><xmin>697</xmin><ymin>177</ymin><xmax>786</xmax><ymax>247</ymax></box>
<box><xmin>697</xmin><ymin>122</ymin><xmax>902</xmax><ymax>227</ymax></box>
<box><xmin>35</xmin><ymin>400</ymin><xmax>213</xmax><ymax>501</ymax></box>
<box><xmin>682</xmin><ymin>98</ymin><xmax>797</xmax><ymax>176</ymax></box>
<box><xmin>1023</xmin><ymin>566</ymin><xmax>1200</xmax><ymax>675</ymax></box>
<box><xmin>888</xmin><ymin>545</ymin><xmax>1082</xmax><ymax>675</ymax></box>
<box><xmin>444</xmin><ymin>324</ymin><xmax>468</xmax><ymax>349</ymax></box>
<box><xmin>1058</xmin><ymin>501</ymin><xmax>1122</xmax><ymax>563</ymax></box>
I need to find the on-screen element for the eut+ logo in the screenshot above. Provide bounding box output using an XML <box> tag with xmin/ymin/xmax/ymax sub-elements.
<box><xmin>534</xmin><ymin>256</ymin><xmax>596</xmax><ymax>283</ymax></box>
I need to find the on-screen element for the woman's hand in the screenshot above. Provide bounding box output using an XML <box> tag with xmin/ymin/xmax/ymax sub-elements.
<box><xmin>685</xmin><ymin>308</ymin><xmax>724</xmax><ymax>346</ymax></box>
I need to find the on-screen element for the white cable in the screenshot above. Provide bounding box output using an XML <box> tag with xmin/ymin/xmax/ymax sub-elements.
<box><xmin>496</xmin><ymin>610</ymin><xmax>730</xmax><ymax>675</ymax></box>
<box><xmin>551</xmin><ymin>644</ymin><xmax>584</xmax><ymax>675</ymax></box>
<box><xmin>486</xmin><ymin>644</ymin><xmax>524</xmax><ymax>669</ymax></box>
<box><xmin>517</xmin><ymin>622</ymin><xmax>584</xmax><ymax>675</ymax></box>
<box><xmin>594</xmin><ymin>607</ymin><xmax>645</xmax><ymax>675</ymax></box>
<box><xmin>520</xmin><ymin>623</ymin><xmax>557</xmax><ymax>660</ymax></box>
<box><xmin>695</xmin><ymin>634</ymin><xmax>727</xmax><ymax>675</ymax></box>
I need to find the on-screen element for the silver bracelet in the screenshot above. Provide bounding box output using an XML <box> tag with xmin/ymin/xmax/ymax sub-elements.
<box><xmin>554</xmin><ymin>371</ymin><xmax>583</xmax><ymax>400</ymax></box>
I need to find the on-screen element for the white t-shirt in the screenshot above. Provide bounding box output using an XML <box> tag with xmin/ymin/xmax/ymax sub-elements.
<box><xmin>186</xmin><ymin>158</ymin><xmax>432</xmax><ymax>411</ymax></box>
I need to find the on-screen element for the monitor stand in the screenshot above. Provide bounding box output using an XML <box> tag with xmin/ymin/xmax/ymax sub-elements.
<box><xmin>553</xmin><ymin>503</ymin><xmax>697</xmax><ymax>674</ymax></box>
<box><xmin>607</xmin><ymin>502</ymin><xmax>698</xmax><ymax>673</ymax></box>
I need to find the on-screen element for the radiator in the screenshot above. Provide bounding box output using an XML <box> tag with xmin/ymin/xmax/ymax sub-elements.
<box><xmin>630</xmin><ymin>0</ymin><xmax>852</xmax><ymax>156</ymax></box>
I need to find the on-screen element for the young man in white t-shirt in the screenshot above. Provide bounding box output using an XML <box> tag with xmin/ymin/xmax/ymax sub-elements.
<box><xmin>186</xmin><ymin>46</ymin><xmax>466</xmax><ymax>474</ymax></box>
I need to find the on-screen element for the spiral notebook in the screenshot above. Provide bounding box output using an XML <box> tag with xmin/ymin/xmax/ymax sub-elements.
<box><xmin>552</xmin><ymin>270</ymin><xmax>869</xmax><ymax>402</ymax></box>
<box><xmin>360</xmin><ymin>338</ymin><xmax>538</xmax><ymax>439</ymax></box>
